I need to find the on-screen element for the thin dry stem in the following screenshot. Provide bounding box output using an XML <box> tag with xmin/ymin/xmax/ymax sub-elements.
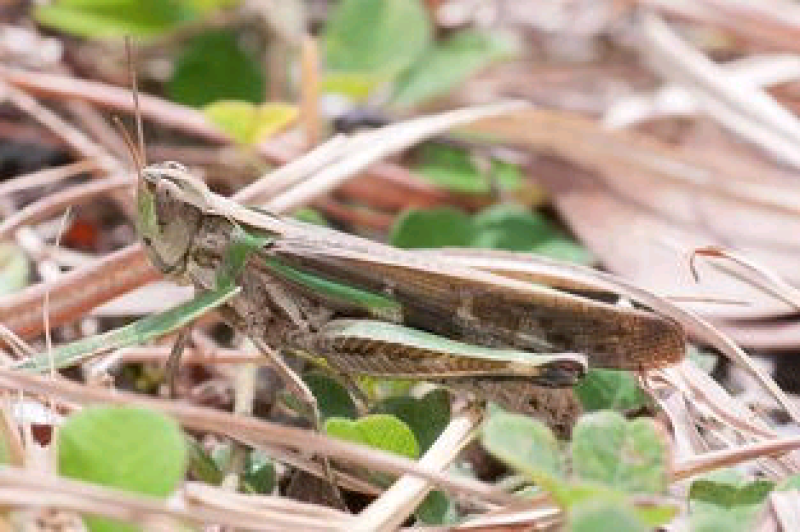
<box><xmin>0</xmin><ymin>368</ymin><xmax>518</xmax><ymax>507</ymax></box>
<box><xmin>0</xmin><ymin>160</ymin><xmax>99</xmax><ymax>198</ymax></box>
<box><xmin>0</xmin><ymin>176</ymin><xmax>132</xmax><ymax>242</ymax></box>
<box><xmin>300</xmin><ymin>35</ymin><xmax>320</xmax><ymax>148</ymax></box>
<box><xmin>674</xmin><ymin>435</ymin><xmax>800</xmax><ymax>480</ymax></box>
<box><xmin>354</xmin><ymin>410</ymin><xmax>483</xmax><ymax>531</ymax></box>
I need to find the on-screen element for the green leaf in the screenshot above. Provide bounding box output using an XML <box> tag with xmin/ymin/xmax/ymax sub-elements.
<box><xmin>690</xmin><ymin>511</ymin><xmax>743</xmax><ymax>532</ymax></box>
<box><xmin>204</xmin><ymin>101</ymin><xmax>298</xmax><ymax>145</ymax></box>
<box><xmin>186</xmin><ymin>437</ymin><xmax>223</xmax><ymax>485</ymax></box>
<box><xmin>689</xmin><ymin>347</ymin><xmax>719</xmax><ymax>374</ymax></box>
<box><xmin>689</xmin><ymin>469</ymin><xmax>775</xmax><ymax>532</ymax></box>
<box><xmin>210</xmin><ymin>442</ymin><xmax>232</xmax><ymax>471</ymax></box>
<box><xmin>293</xmin><ymin>208</ymin><xmax>329</xmax><ymax>226</ymax></box>
<box><xmin>415</xmin><ymin>490</ymin><xmax>458</xmax><ymax>525</ymax></box>
<box><xmin>574</xmin><ymin>369</ymin><xmax>650</xmax><ymax>412</ymax></box>
<box><xmin>471</xmin><ymin>204</ymin><xmax>560</xmax><ymax>251</ymax></box>
<box><xmin>557</xmin><ymin>482</ymin><xmax>676</xmax><ymax>526</ymax></box>
<box><xmin>531</xmin><ymin>239</ymin><xmax>594</xmax><ymax>265</ymax></box>
<box><xmin>390</xmin><ymin>208</ymin><xmax>474</xmax><ymax>249</ymax></box>
<box><xmin>570</xmin><ymin>411</ymin><xmax>668</xmax><ymax>494</ymax></box>
<box><xmin>325</xmin><ymin>414</ymin><xmax>419</xmax><ymax>459</ymax></box>
<box><xmin>304</xmin><ymin>371</ymin><xmax>358</xmax><ymax>421</ymax></box>
<box><xmin>481</xmin><ymin>409</ymin><xmax>564</xmax><ymax>492</ymax></box>
<box><xmin>242</xmin><ymin>450</ymin><xmax>275</xmax><ymax>494</ymax></box>
<box><xmin>416</xmin><ymin>144</ymin><xmax>521</xmax><ymax>195</ymax></box>
<box><xmin>183</xmin><ymin>0</ymin><xmax>240</xmax><ymax>14</ymax></box>
<box><xmin>777</xmin><ymin>474</ymin><xmax>800</xmax><ymax>491</ymax></box>
<box><xmin>357</xmin><ymin>377</ymin><xmax>415</xmax><ymax>402</ymax></box>
<box><xmin>392</xmin><ymin>30</ymin><xmax>516</xmax><ymax>107</ymax></box>
<box><xmin>371</xmin><ymin>389</ymin><xmax>450</xmax><ymax>453</ymax></box>
<box><xmin>58</xmin><ymin>406</ymin><xmax>186</xmax><ymax>532</ymax></box>
<box><xmin>34</xmin><ymin>0</ymin><xmax>193</xmax><ymax>38</ymax></box>
<box><xmin>568</xmin><ymin>498</ymin><xmax>648</xmax><ymax>532</ymax></box>
<box><xmin>168</xmin><ymin>30</ymin><xmax>265</xmax><ymax>107</ymax></box>
<box><xmin>321</xmin><ymin>71</ymin><xmax>388</xmax><ymax>101</ymax></box>
<box><xmin>389</xmin><ymin>203</ymin><xmax>591</xmax><ymax>262</ymax></box>
<box><xmin>323</xmin><ymin>0</ymin><xmax>431</xmax><ymax>79</ymax></box>
<box><xmin>0</xmin><ymin>244</ymin><xmax>28</xmax><ymax>295</ymax></box>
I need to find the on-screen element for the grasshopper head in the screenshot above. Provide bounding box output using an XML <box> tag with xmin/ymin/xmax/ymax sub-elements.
<box><xmin>137</xmin><ymin>161</ymin><xmax>205</xmax><ymax>276</ymax></box>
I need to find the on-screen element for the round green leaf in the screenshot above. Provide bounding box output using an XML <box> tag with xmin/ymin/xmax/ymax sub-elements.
<box><xmin>778</xmin><ymin>474</ymin><xmax>800</xmax><ymax>491</ymax></box>
<box><xmin>323</xmin><ymin>0</ymin><xmax>431</xmax><ymax>79</ymax></box>
<box><xmin>574</xmin><ymin>369</ymin><xmax>650</xmax><ymax>412</ymax></box>
<box><xmin>415</xmin><ymin>490</ymin><xmax>457</xmax><ymax>525</ymax></box>
<box><xmin>204</xmin><ymin>101</ymin><xmax>298</xmax><ymax>145</ymax></box>
<box><xmin>392</xmin><ymin>30</ymin><xmax>517</xmax><ymax>108</ymax></box>
<box><xmin>372</xmin><ymin>389</ymin><xmax>450</xmax><ymax>453</ymax></box>
<box><xmin>293</xmin><ymin>208</ymin><xmax>329</xmax><ymax>227</ymax></box>
<box><xmin>325</xmin><ymin>414</ymin><xmax>419</xmax><ymax>459</ymax></box>
<box><xmin>186</xmin><ymin>437</ymin><xmax>223</xmax><ymax>486</ymax></box>
<box><xmin>481</xmin><ymin>409</ymin><xmax>563</xmax><ymax>488</ymax></box>
<box><xmin>168</xmin><ymin>30</ymin><xmax>265</xmax><ymax>107</ymax></box>
<box><xmin>0</xmin><ymin>244</ymin><xmax>28</xmax><ymax>296</ymax></box>
<box><xmin>58</xmin><ymin>406</ymin><xmax>186</xmax><ymax>532</ymax></box>
<box><xmin>471</xmin><ymin>204</ymin><xmax>558</xmax><ymax>251</ymax></box>
<box><xmin>304</xmin><ymin>371</ymin><xmax>358</xmax><ymax>421</ymax></box>
<box><xmin>570</xmin><ymin>411</ymin><xmax>668</xmax><ymax>494</ymax></box>
<box><xmin>321</xmin><ymin>71</ymin><xmax>388</xmax><ymax>101</ymax></box>
<box><xmin>184</xmin><ymin>0</ymin><xmax>240</xmax><ymax>14</ymax></box>
<box><xmin>689</xmin><ymin>469</ymin><xmax>775</xmax><ymax>532</ymax></box>
<box><xmin>569</xmin><ymin>499</ymin><xmax>648</xmax><ymax>532</ymax></box>
<box><xmin>243</xmin><ymin>450</ymin><xmax>275</xmax><ymax>494</ymax></box>
<box><xmin>416</xmin><ymin>144</ymin><xmax>521</xmax><ymax>195</ymax></box>
<box><xmin>35</xmin><ymin>0</ymin><xmax>192</xmax><ymax>39</ymax></box>
<box><xmin>390</xmin><ymin>208</ymin><xmax>474</xmax><ymax>249</ymax></box>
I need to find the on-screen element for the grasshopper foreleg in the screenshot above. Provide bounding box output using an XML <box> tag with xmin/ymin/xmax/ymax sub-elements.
<box><xmin>165</xmin><ymin>326</ymin><xmax>192</xmax><ymax>398</ymax></box>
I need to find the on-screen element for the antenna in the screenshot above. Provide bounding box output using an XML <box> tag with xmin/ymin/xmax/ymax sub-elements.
<box><xmin>124</xmin><ymin>36</ymin><xmax>147</xmax><ymax>172</ymax></box>
<box><xmin>112</xmin><ymin>115</ymin><xmax>141</xmax><ymax>170</ymax></box>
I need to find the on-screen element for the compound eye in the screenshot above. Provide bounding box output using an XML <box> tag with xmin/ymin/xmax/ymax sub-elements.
<box><xmin>140</xmin><ymin>170</ymin><xmax>158</xmax><ymax>190</ymax></box>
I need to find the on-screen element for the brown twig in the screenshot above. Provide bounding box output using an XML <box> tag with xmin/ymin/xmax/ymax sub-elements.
<box><xmin>0</xmin><ymin>176</ymin><xmax>133</xmax><ymax>242</ymax></box>
<box><xmin>0</xmin><ymin>367</ymin><xmax>519</xmax><ymax>507</ymax></box>
<box><xmin>0</xmin><ymin>160</ymin><xmax>99</xmax><ymax>197</ymax></box>
<box><xmin>0</xmin><ymin>245</ymin><xmax>159</xmax><ymax>339</ymax></box>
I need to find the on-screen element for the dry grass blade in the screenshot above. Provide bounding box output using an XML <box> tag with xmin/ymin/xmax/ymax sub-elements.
<box><xmin>0</xmin><ymin>466</ymin><xmax>355</xmax><ymax>530</ymax></box>
<box><xmin>353</xmin><ymin>410</ymin><xmax>482</xmax><ymax>531</ymax></box>
<box><xmin>0</xmin><ymin>245</ymin><xmax>159</xmax><ymax>339</ymax></box>
<box><xmin>691</xmin><ymin>246</ymin><xmax>800</xmax><ymax>311</ymax></box>
<box><xmin>467</xmin><ymin>108</ymin><xmax>800</xmax><ymax>224</ymax></box>
<box><xmin>673</xmin><ymin>434</ymin><xmax>800</xmax><ymax>480</ymax></box>
<box><xmin>768</xmin><ymin>490</ymin><xmax>800</xmax><ymax>532</ymax></box>
<box><xmin>235</xmin><ymin>134</ymin><xmax>349</xmax><ymax>203</ymax></box>
<box><xmin>639</xmin><ymin>12</ymin><xmax>800</xmax><ymax>168</ymax></box>
<box><xmin>0</xmin><ymin>160</ymin><xmax>99</xmax><ymax>197</ymax></box>
<box><xmin>0</xmin><ymin>178</ymin><xmax>132</xmax><ymax>242</ymax></box>
<box><xmin>0</xmin><ymin>65</ymin><xmax>224</xmax><ymax>144</ymax></box>
<box><xmin>263</xmin><ymin>101</ymin><xmax>528</xmax><ymax>213</ymax></box>
<box><xmin>0</xmin><ymin>367</ymin><xmax>518</xmax><ymax>507</ymax></box>
<box><xmin>604</xmin><ymin>54</ymin><xmax>800</xmax><ymax>129</ymax></box>
<box><xmin>653</xmin><ymin>363</ymin><xmax>800</xmax><ymax>477</ymax></box>
<box><xmin>640</xmin><ymin>0</ymin><xmax>800</xmax><ymax>53</ymax></box>
<box><xmin>0</xmin><ymin>81</ymin><xmax>121</xmax><ymax>176</ymax></box>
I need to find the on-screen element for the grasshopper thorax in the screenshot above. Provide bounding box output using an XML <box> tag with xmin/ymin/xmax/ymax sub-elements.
<box><xmin>137</xmin><ymin>161</ymin><xmax>205</xmax><ymax>276</ymax></box>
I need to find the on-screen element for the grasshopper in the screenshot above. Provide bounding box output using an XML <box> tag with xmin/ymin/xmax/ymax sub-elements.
<box><xmin>15</xmin><ymin>40</ymin><xmax>683</xmax><ymax>434</ymax></box>
<box><xmin>135</xmin><ymin>155</ymin><xmax>686</xmax><ymax>434</ymax></box>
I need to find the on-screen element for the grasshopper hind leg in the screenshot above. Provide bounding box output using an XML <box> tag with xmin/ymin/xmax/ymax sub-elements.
<box><xmin>436</xmin><ymin>378</ymin><xmax>582</xmax><ymax>438</ymax></box>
